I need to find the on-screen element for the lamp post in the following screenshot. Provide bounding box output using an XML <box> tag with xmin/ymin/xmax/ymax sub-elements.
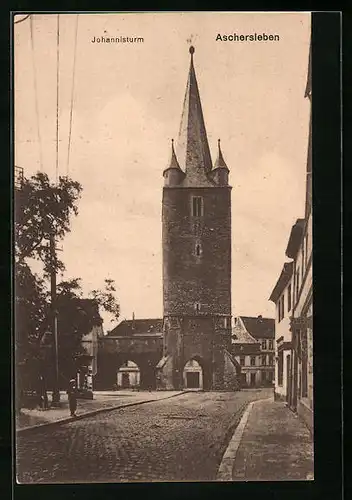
<box><xmin>50</xmin><ymin>232</ymin><xmax>60</xmax><ymax>406</ymax></box>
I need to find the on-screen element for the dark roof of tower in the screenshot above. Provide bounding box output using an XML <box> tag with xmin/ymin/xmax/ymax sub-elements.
<box><xmin>240</xmin><ymin>316</ymin><xmax>275</xmax><ymax>339</ymax></box>
<box><xmin>107</xmin><ymin>318</ymin><xmax>163</xmax><ymax>336</ymax></box>
<box><xmin>175</xmin><ymin>46</ymin><xmax>213</xmax><ymax>186</ymax></box>
<box><xmin>213</xmin><ymin>139</ymin><xmax>229</xmax><ymax>171</ymax></box>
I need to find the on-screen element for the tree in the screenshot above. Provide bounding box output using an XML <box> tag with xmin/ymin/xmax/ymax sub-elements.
<box><xmin>15</xmin><ymin>172</ymin><xmax>82</xmax><ymax>275</ymax></box>
<box><xmin>14</xmin><ymin>172</ymin><xmax>120</xmax><ymax>402</ymax></box>
<box><xmin>15</xmin><ymin>261</ymin><xmax>49</xmax><ymax>394</ymax></box>
<box><xmin>15</xmin><ymin>172</ymin><xmax>82</xmax><ymax>400</ymax></box>
<box><xmin>89</xmin><ymin>278</ymin><xmax>120</xmax><ymax>322</ymax></box>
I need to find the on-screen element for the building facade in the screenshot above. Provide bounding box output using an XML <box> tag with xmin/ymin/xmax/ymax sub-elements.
<box><xmin>269</xmin><ymin>45</ymin><xmax>313</xmax><ymax>432</ymax></box>
<box><xmin>269</xmin><ymin>262</ymin><xmax>294</xmax><ymax>401</ymax></box>
<box><xmin>95</xmin><ymin>319</ymin><xmax>163</xmax><ymax>390</ymax></box>
<box><xmin>232</xmin><ymin>316</ymin><xmax>275</xmax><ymax>388</ymax></box>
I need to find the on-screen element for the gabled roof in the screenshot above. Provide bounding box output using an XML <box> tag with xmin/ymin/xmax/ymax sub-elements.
<box><xmin>269</xmin><ymin>261</ymin><xmax>294</xmax><ymax>303</ymax></box>
<box><xmin>108</xmin><ymin>318</ymin><xmax>163</xmax><ymax>336</ymax></box>
<box><xmin>232</xmin><ymin>324</ymin><xmax>257</xmax><ymax>344</ymax></box>
<box><xmin>240</xmin><ymin>316</ymin><xmax>275</xmax><ymax>339</ymax></box>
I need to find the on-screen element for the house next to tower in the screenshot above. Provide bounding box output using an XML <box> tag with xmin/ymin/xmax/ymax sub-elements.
<box><xmin>95</xmin><ymin>46</ymin><xmax>240</xmax><ymax>392</ymax></box>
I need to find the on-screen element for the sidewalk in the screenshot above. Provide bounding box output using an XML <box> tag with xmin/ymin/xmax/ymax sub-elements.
<box><xmin>16</xmin><ymin>390</ymin><xmax>183</xmax><ymax>433</ymax></box>
<box><xmin>230</xmin><ymin>398</ymin><xmax>314</xmax><ymax>481</ymax></box>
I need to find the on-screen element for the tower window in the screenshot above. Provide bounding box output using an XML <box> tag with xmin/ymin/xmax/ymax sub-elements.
<box><xmin>194</xmin><ymin>302</ymin><xmax>201</xmax><ymax>313</ymax></box>
<box><xmin>195</xmin><ymin>243</ymin><xmax>202</xmax><ymax>256</ymax></box>
<box><xmin>192</xmin><ymin>196</ymin><xmax>203</xmax><ymax>217</ymax></box>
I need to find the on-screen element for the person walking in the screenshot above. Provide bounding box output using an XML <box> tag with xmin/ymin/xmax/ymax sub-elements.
<box><xmin>67</xmin><ymin>379</ymin><xmax>78</xmax><ymax>417</ymax></box>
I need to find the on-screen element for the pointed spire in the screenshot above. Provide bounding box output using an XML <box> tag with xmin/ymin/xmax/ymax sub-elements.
<box><xmin>176</xmin><ymin>46</ymin><xmax>213</xmax><ymax>184</ymax></box>
<box><xmin>213</xmin><ymin>139</ymin><xmax>229</xmax><ymax>171</ymax></box>
<box><xmin>168</xmin><ymin>139</ymin><xmax>181</xmax><ymax>170</ymax></box>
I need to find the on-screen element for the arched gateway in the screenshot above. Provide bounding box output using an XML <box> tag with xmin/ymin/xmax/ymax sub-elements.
<box><xmin>117</xmin><ymin>360</ymin><xmax>140</xmax><ymax>389</ymax></box>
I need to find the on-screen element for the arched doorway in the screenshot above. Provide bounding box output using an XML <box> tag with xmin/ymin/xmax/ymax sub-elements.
<box><xmin>183</xmin><ymin>359</ymin><xmax>203</xmax><ymax>390</ymax></box>
<box><xmin>117</xmin><ymin>360</ymin><xmax>140</xmax><ymax>389</ymax></box>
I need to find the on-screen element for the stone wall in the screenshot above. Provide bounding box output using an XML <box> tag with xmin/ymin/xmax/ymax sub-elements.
<box><xmin>162</xmin><ymin>186</ymin><xmax>231</xmax><ymax>317</ymax></box>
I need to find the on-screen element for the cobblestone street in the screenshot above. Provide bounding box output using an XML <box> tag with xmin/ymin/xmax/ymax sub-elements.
<box><xmin>16</xmin><ymin>389</ymin><xmax>272</xmax><ymax>483</ymax></box>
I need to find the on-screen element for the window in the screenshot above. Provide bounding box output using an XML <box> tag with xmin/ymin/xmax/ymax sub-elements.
<box><xmin>262</xmin><ymin>355</ymin><xmax>267</xmax><ymax>366</ymax></box>
<box><xmin>239</xmin><ymin>356</ymin><xmax>245</xmax><ymax>366</ymax></box>
<box><xmin>287</xmin><ymin>284</ymin><xmax>292</xmax><ymax>312</ymax></box>
<box><xmin>262</xmin><ymin>340</ymin><xmax>267</xmax><ymax>350</ymax></box>
<box><xmin>192</xmin><ymin>196</ymin><xmax>203</xmax><ymax>217</ymax></box>
<box><xmin>268</xmin><ymin>354</ymin><xmax>274</xmax><ymax>365</ymax></box>
<box><xmin>278</xmin><ymin>351</ymin><xmax>283</xmax><ymax>386</ymax></box>
<box><xmin>278</xmin><ymin>294</ymin><xmax>285</xmax><ymax>322</ymax></box>
<box><xmin>250</xmin><ymin>356</ymin><xmax>256</xmax><ymax>366</ymax></box>
<box><xmin>268</xmin><ymin>340</ymin><xmax>274</xmax><ymax>350</ymax></box>
<box><xmin>194</xmin><ymin>302</ymin><xmax>201</xmax><ymax>313</ymax></box>
<box><xmin>296</xmin><ymin>269</ymin><xmax>300</xmax><ymax>301</ymax></box>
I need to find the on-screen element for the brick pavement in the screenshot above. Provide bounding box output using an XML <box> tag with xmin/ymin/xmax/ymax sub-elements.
<box><xmin>231</xmin><ymin>398</ymin><xmax>314</xmax><ymax>481</ymax></box>
<box><xmin>16</xmin><ymin>388</ymin><xmax>272</xmax><ymax>483</ymax></box>
<box><xmin>16</xmin><ymin>391</ymin><xmax>182</xmax><ymax>431</ymax></box>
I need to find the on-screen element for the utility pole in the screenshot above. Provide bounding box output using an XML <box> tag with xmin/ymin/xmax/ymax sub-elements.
<box><xmin>50</xmin><ymin>231</ymin><xmax>60</xmax><ymax>405</ymax></box>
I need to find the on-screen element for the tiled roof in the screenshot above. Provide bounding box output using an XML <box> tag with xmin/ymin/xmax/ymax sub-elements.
<box><xmin>232</xmin><ymin>343</ymin><xmax>261</xmax><ymax>355</ymax></box>
<box><xmin>240</xmin><ymin>316</ymin><xmax>275</xmax><ymax>340</ymax></box>
<box><xmin>232</xmin><ymin>326</ymin><xmax>257</xmax><ymax>344</ymax></box>
<box><xmin>269</xmin><ymin>261</ymin><xmax>294</xmax><ymax>303</ymax></box>
<box><xmin>108</xmin><ymin>319</ymin><xmax>163</xmax><ymax>336</ymax></box>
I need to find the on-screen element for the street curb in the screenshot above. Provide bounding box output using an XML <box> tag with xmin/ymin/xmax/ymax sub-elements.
<box><xmin>217</xmin><ymin>397</ymin><xmax>273</xmax><ymax>482</ymax></box>
<box><xmin>16</xmin><ymin>391</ymin><xmax>187</xmax><ymax>435</ymax></box>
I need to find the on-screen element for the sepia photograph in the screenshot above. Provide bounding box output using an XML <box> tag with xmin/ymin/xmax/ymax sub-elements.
<box><xmin>14</xmin><ymin>11</ymin><xmax>313</xmax><ymax>483</ymax></box>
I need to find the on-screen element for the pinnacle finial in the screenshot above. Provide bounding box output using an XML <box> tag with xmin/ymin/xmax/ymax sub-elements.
<box><xmin>189</xmin><ymin>45</ymin><xmax>195</xmax><ymax>55</ymax></box>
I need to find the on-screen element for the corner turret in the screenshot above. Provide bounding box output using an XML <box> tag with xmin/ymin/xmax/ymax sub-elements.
<box><xmin>163</xmin><ymin>139</ymin><xmax>185</xmax><ymax>186</ymax></box>
<box><xmin>209</xmin><ymin>139</ymin><xmax>229</xmax><ymax>186</ymax></box>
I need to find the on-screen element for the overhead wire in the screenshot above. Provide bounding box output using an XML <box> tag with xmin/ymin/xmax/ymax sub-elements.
<box><xmin>66</xmin><ymin>14</ymin><xmax>79</xmax><ymax>177</ymax></box>
<box><xmin>55</xmin><ymin>14</ymin><xmax>60</xmax><ymax>184</ymax></box>
<box><xmin>29</xmin><ymin>14</ymin><xmax>43</xmax><ymax>171</ymax></box>
<box><xmin>14</xmin><ymin>14</ymin><xmax>31</xmax><ymax>25</ymax></box>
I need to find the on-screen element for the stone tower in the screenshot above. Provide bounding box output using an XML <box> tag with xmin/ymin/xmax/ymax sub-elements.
<box><xmin>158</xmin><ymin>47</ymin><xmax>237</xmax><ymax>391</ymax></box>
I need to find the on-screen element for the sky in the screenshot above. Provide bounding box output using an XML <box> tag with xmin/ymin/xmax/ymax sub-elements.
<box><xmin>14</xmin><ymin>12</ymin><xmax>311</xmax><ymax>328</ymax></box>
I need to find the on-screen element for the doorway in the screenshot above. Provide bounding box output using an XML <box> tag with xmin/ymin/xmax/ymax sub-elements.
<box><xmin>186</xmin><ymin>372</ymin><xmax>200</xmax><ymax>388</ymax></box>
<box><xmin>122</xmin><ymin>372</ymin><xmax>130</xmax><ymax>388</ymax></box>
<box><xmin>183</xmin><ymin>359</ymin><xmax>203</xmax><ymax>390</ymax></box>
